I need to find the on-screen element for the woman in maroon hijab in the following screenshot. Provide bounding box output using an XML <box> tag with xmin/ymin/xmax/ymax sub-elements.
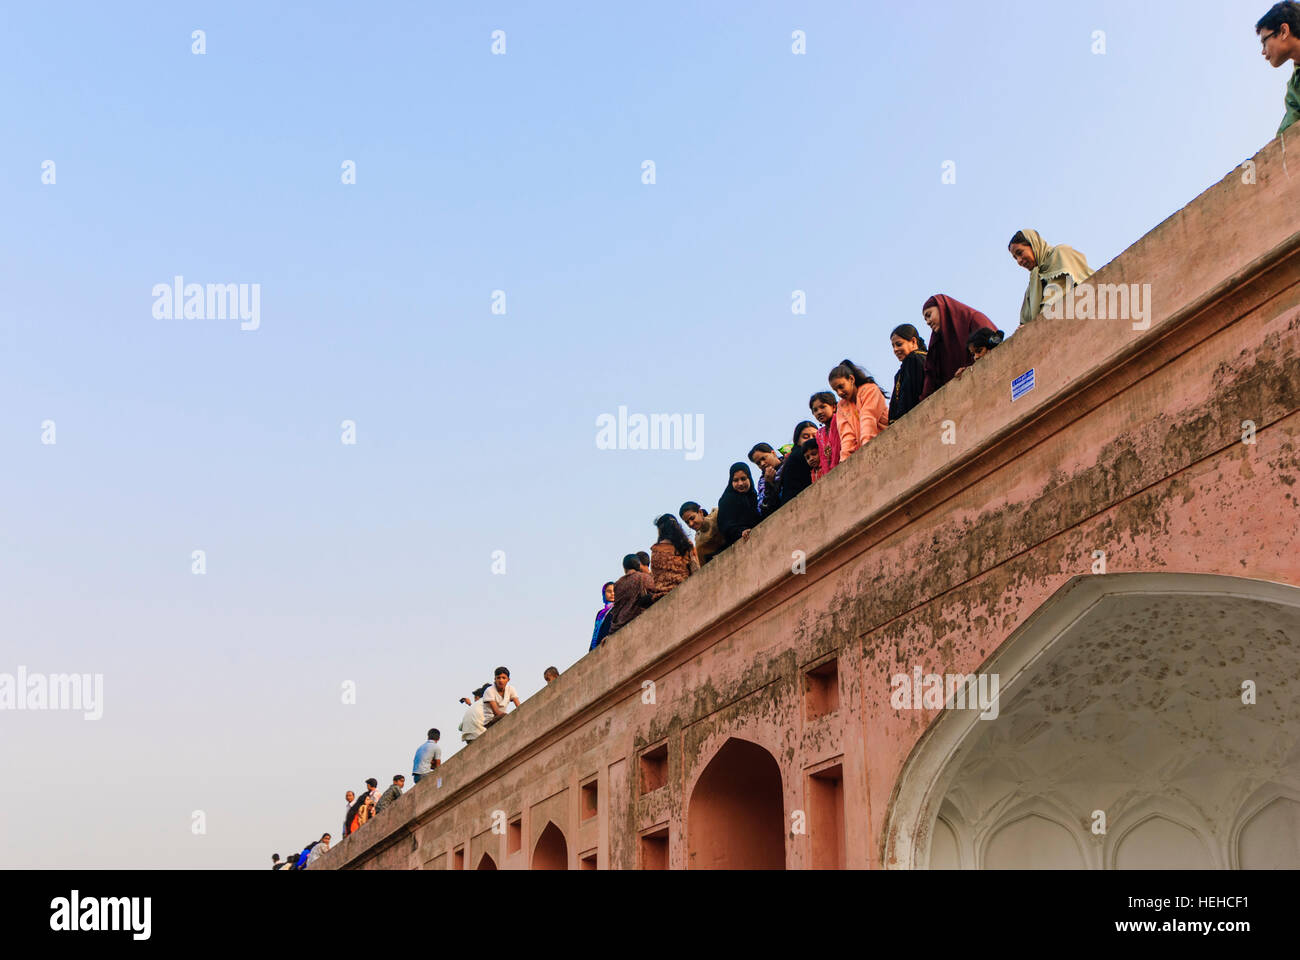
<box><xmin>919</xmin><ymin>294</ymin><xmax>997</xmax><ymax>399</ymax></box>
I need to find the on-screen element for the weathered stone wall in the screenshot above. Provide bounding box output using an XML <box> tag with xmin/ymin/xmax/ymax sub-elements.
<box><xmin>318</xmin><ymin>130</ymin><xmax>1300</xmax><ymax>870</ymax></box>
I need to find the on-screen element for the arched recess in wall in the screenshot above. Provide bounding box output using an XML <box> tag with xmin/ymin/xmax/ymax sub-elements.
<box><xmin>929</xmin><ymin>813</ymin><xmax>961</xmax><ymax>870</ymax></box>
<box><xmin>1104</xmin><ymin>796</ymin><xmax>1219</xmax><ymax>870</ymax></box>
<box><xmin>972</xmin><ymin>796</ymin><xmax>1094</xmax><ymax>869</ymax></box>
<box><xmin>929</xmin><ymin>797</ymin><xmax>975</xmax><ymax>869</ymax></box>
<box><xmin>532</xmin><ymin>821</ymin><xmax>569</xmax><ymax>870</ymax></box>
<box><xmin>883</xmin><ymin>574</ymin><xmax>1300</xmax><ymax>870</ymax></box>
<box><xmin>1231</xmin><ymin>786</ymin><xmax>1300</xmax><ymax>869</ymax></box>
<box><xmin>1111</xmin><ymin>815</ymin><xmax>1213</xmax><ymax>870</ymax></box>
<box><xmin>476</xmin><ymin>853</ymin><xmax>497</xmax><ymax>871</ymax></box>
<box><xmin>687</xmin><ymin>737</ymin><xmax>786</xmax><ymax>870</ymax></box>
<box><xmin>985</xmin><ymin>812</ymin><xmax>1085</xmax><ymax>869</ymax></box>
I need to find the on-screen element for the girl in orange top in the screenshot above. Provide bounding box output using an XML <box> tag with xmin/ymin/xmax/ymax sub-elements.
<box><xmin>828</xmin><ymin>359</ymin><xmax>889</xmax><ymax>458</ymax></box>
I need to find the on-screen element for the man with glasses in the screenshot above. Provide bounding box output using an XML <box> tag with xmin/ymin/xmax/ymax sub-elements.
<box><xmin>1258</xmin><ymin>2</ymin><xmax>1300</xmax><ymax>135</ymax></box>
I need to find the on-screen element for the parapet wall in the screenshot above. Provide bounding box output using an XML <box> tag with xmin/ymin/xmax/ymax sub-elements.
<box><xmin>318</xmin><ymin>130</ymin><xmax>1300</xmax><ymax>870</ymax></box>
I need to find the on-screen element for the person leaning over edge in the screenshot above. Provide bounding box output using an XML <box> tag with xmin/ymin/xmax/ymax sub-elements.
<box><xmin>376</xmin><ymin>775</ymin><xmax>405</xmax><ymax>813</ymax></box>
<box><xmin>606</xmin><ymin>554</ymin><xmax>655</xmax><ymax>635</ymax></box>
<box><xmin>1258</xmin><ymin>2</ymin><xmax>1300</xmax><ymax>135</ymax></box>
<box><xmin>412</xmin><ymin>729</ymin><xmax>441</xmax><ymax>783</ymax></box>
<box><xmin>679</xmin><ymin>501</ymin><xmax>724</xmax><ymax>566</ymax></box>
<box><xmin>482</xmin><ymin>667</ymin><xmax>521</xmax><ymax>724</ymax></box>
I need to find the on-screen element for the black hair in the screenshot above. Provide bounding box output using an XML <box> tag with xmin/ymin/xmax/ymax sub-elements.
<box><xmin>471</xmin><ymin>683</ymin><xmax>491</xmax><ymax>699</ymax></box>
<box><xmin>272</xmin><ymin>853</ymin><xmax>280</xmax><ymax>861</ymax></box>
<box><xmin>1008</xmin><ymin>230</ymin><xmax>1030</xmax><ymax>248</ymax></box>
<box><xmin>801</xmin><ymin>438</ymin><xmax>820</xmax><ymax>456</ymax></box>
<box><xmin>393</xmin><ymin>774</ymin><xmax>404</xmax><ymax>782</ymax></box>
<box><xmin>494</xmin><ymin>666</ymin><xmax>510</xmax><ymax>679</ymax></box>
<box><xmin>747</xmin><ymin>442</ymin><xmax>775</xmax><ymax>462</ymax></box>
<box><xmin>678</xmin><ymin>501</ymin><xmax>704</xmax><ymax>519</ymax></box>
<box><xmin>1258</xmin><ymin>2</ymin><xmax>1300</xmax><ymax>34</ymax></box>
<box><xmin>967</xmin><ymin>328</ymin><xmax>1005</xmax><ymax>351</ymax></box>
<box><xmin>429</xmin><ymin>728</ymin><xmax>440</xmax><ymax>740</ymax></box>
<box><xmin>544</xmin><ymin>666</ymin><xmax>559</xmax><ymax>678</ymax></box>
<box><xmin>654</xmin><ymin>513</ymin><xmax>694</xmax><ymax>557</ymax></box>
<box><xmin>622</xmin><ymin>553</ymin><xmax>640</xmax><ymax>572</ymax></box>
<box><xmin>792</xmin><ymin>420</ymin><xmax>817</xmax><ymax>447</ymax></box>
<box><xmin>321</xmin><ymin>833</ymin><xmax>331</xmax><ymax>840</ymax></box>
<box><xmin>636</xmin><ymin>550</ymin><xmax>651</xmax><ymax>568</ymax></box>
<box><xmin>365</xmin><ymin>778</ymin><xmax>378</xmax><ymax>788</ymax></box>
<box><xmin>828</xmin><ymin>359</ymin><xmax>876</xmax><ymax>389</ymax></box>
<box><xmin>890</xmin><ymin>323</ymin><xmax>928</xmax><ymax>351</ymax></box>
<box><xmin>808</xmin><ymin>391</ymin><xmax>837</xmax><ymax>410</ymax></box>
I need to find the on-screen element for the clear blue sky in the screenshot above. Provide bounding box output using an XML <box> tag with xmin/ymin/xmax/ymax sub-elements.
<box><xmin>0</xmin><ymin>1</ymin><xmax>1288</xmax><ymax>867</ymax></box>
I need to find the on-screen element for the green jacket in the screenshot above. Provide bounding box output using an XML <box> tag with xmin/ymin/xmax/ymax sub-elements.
<box><xmin>1281</xmin><ymin>63</ymin><xmax>1300</xmax><ymax>135</ymax></box>
<box><xmin>376</xmin><ymin>783</ymin><xmax>403</xmax><ymax>812</ymax></box>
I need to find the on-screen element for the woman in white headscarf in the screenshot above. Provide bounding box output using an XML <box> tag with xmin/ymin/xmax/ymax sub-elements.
<box><xmin>1009</xmin><ymin>228</ymin><xmax>1094</xmax><ymax>325</ymax></box>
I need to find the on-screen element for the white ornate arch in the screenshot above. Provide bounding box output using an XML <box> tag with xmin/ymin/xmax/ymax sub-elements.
<box><xmin>884</xmin><ymin>573</ymin><xmax>1300</xmax><ymax>869</ymax></box>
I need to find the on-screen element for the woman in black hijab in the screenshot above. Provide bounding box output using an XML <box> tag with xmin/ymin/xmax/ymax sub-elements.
<box><xmin>717</xmin><ymin>462</ymin><xmax>762</xmax><ymax>546</ymax></box>
<box><xmin>778</xmin><ymin>421</ymin><xmax>818</xmax><ymax>505</ymax></box>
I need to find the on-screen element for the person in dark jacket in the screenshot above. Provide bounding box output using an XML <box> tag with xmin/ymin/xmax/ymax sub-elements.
<box><xmin>888</xmin><ymin>324</ymin><xmax>929</xmax><ymax>422</ymax></box>
<box><xmin>778</xmin><ymin>421</ymin><xmax>818</xmax><ymax>504</ymax></box>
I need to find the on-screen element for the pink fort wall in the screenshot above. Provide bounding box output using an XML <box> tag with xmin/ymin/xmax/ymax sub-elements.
<box><xmin>317</xmin><ymin>131</ymin><xmax>1300</xmax><ymax>870</ymax></box>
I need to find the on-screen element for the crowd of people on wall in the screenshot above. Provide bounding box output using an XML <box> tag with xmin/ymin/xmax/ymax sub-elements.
<box><xmin>272</xmin><ymin>4</ymin><xmax>1300</xmax><ymax>863</ymax></box>
<box><xmin>274</xmin><ymin>664</ymin><xmax>558</xmax><ymax>867</ymax></box>
<box><xmin>270</xmin><ymin>226</ymin><xmax>1101</xmax><ymax>868</ymax></box>
<box><xmin>585</xmin><ymin>229</ymin><xmax>1097</xmax><ymax>646</ymax></box>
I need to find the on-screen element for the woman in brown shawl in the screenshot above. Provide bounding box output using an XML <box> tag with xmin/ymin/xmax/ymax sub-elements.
<box><xmin>649</xmin><ymin>514</ymin><xmax>698</xmax><ymax>598</ymax></box>
<box><xmin>919</xmin><ymin>295</ymin><xmax>997</xmax><ymax>399</ymax></box>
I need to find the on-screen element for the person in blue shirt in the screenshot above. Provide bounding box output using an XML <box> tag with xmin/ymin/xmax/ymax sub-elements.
<box><xmin>412</xmin><ymin>729</ymin><xmax>442</xmax><ymax>783</ymax></box>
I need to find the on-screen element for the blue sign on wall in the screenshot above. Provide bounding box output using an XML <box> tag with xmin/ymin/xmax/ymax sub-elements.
<box><xmin>1011</xmin><ymin>368</ymin><xmax>1036</xmax><ymax>402</ymax></box>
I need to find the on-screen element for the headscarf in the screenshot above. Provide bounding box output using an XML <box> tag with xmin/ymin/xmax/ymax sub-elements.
<box><xmin>589</xmin><ymin>582</ymin><xmax>615</xmax><ymax>651</ymax></box>
<box><xmin>921</xmin><ymin>294</ymin><xmax>996</xmax><ymax>399</ymax></box>
<box><xmin>779</xmin><ymin>432</ymin><xmax>815</xmax><ymax>503</ymax></box>
<box><xmin>717</xmin><ymin>462</ymin><xmax>761</xmax><ymax>546</ymax></box>
<box><xmin>1016</xmin><ymin>228</ymin><xmax>1094</xmax><ymax>326</ymax></box>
